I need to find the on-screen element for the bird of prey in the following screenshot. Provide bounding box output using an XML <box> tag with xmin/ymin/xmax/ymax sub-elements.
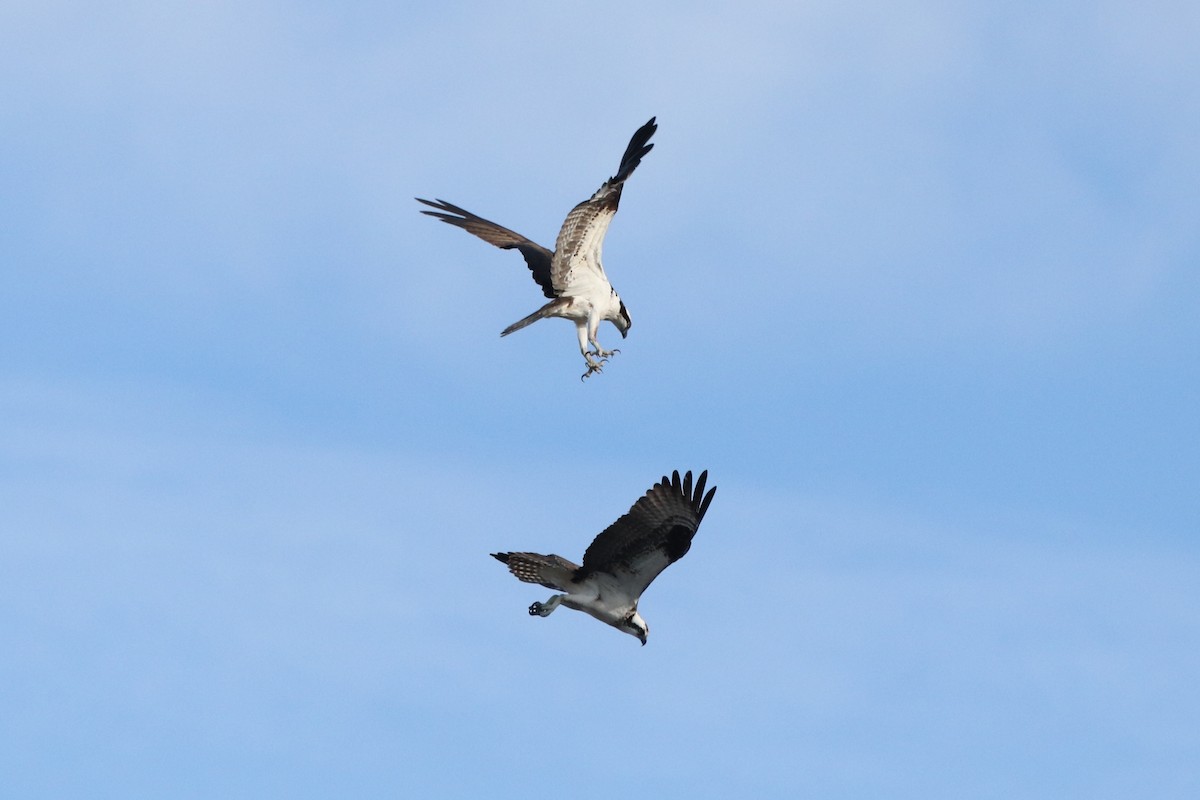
<box><xmin>492</xmin><ymin>469</ymin><xmax>715</xmax><ymax>645</ymax></box>
<box><xmin>417</xmin><ymin>117</ymin><xmax>657</xmax><ymax>380</ymax></box>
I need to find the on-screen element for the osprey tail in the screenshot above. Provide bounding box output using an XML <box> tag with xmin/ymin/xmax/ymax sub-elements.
<box><xmin>500</xmin><ymin>297</ymin><xmax>569</xmax><ymax>337</ymax></box>
<box><xmin>492</xmin><ymin>552</ymin><xmax>580</xmax><ymax>591</ymax></box>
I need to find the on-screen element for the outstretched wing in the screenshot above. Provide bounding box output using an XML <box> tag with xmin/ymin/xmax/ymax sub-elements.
<box><xmin>492</xmin><ymin>552</ymin><xmax>581</xmax><ymax>592</ymax></box>
<box><xmin>417</xmin><ymin>198</ymin><xmax>556</xmax><ymax>299</ymax></box>
<box><xmin>579</xmin><ymin>469</ymin><xmax>715</xmax><ymax>600</ymax></box>
<box><xmin>550</xmin><ymin>117</ymin><xmax>657</xmax><ymax>295</ymax></box>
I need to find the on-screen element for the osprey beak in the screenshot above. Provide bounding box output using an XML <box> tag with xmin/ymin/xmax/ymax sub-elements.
<box><xmin>639</xmin><ymin>634</ymin><xmax>647</xmax><ymax>646</ymax></box>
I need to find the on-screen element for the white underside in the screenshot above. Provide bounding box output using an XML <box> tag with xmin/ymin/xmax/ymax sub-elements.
<box><xmin>545</xmin><ymin>572</ymin><xmax>638</xmax><ymax>627</ymax></box>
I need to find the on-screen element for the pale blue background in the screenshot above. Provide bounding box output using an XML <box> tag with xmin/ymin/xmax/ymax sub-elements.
<box><xmin>2</xmin><ymin>1</ymin><xmax>1197</xmax><ymax>797</ymax></box>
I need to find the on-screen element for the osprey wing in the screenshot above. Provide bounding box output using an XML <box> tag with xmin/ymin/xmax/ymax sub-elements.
<box><xmin>417</xmin><ymin>198</ymin><xmax>556</xmax><ymax>299</ymax></box>
<box><xmin>550</xmin><ymin>117</ymin><xmax>657</xmax><ymax>295</ymax></box>
<box><xmin>579</xmin><ymin>470</ymin><xmax>715</xmax><ymax>600</ymax></box>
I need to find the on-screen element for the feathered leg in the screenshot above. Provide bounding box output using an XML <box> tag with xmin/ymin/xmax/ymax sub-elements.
<box><xmin>577</xmin><ymin>321</ymin><xmax>605</xmax><ymax>380</ymax></box>
<box><xmin>588</xmin><ymin>326</ymin><xmax>619</xmax><ymax>362</ymax></box>
<box><xmin>588</xmin><ymin>315</ymin><xmax>619</xmax><ymax>361</ymax></box>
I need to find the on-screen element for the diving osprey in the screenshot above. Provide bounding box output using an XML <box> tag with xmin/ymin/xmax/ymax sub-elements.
<box><xmin>417</xmin><ymin>117</ymin><xmax>657</xmax><ymax>379</ymax></box>
<box><xmin>492</xmin><ymin>469</ymin><xmax>715</xmax><ymax>645</ymax></box>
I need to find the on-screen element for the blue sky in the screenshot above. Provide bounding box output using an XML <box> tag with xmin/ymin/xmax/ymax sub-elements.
<box><xmin>2</xmin><ymin>1</ymin><xmax>1198</xmax><ymax>797</ymax></box>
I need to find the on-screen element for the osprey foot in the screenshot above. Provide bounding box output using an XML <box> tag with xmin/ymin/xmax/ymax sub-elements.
<box><xmin>587</xmin><ymin>347</ymin><xmax>620</xmax><ymax>363</ymax></box>
<box><xmin>580</xmin><ymin>359</ymin><xmax>604</xmax><ymax>381</ymax></box>
<box><xmin>529</xmin><ymin>595</ymin><xmax>563</xmax><ymax>616</ymax></box>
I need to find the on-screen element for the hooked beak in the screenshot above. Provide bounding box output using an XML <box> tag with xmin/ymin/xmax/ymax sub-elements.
<box><xmin>639</xmin><ymin>634</ymin><xmax>647</xmax><ymax>646</ymax></box>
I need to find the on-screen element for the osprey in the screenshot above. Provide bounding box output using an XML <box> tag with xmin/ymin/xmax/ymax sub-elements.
<box><xmin>417</xmin><ymin>117</ymin><xmax>657</xmax><ymax>379</ymax></box>
<box><xmin>492</xmin><ymin>469</ymin><xmax>715</xmax><ymax>645</ymax></box>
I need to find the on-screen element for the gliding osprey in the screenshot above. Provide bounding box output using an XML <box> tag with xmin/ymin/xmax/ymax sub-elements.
<box><xmin>417</xmin><ymin>117</ymin><xmax>657</xmax><ymax>379</ymax></box>
<box><xmin>492</xmin><ymin>470</ymin><xmax>715</xmax><ymax>645</ymax></box>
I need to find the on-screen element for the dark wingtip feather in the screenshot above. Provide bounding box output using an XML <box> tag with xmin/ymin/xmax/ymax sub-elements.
<box><xmin>415</xmin><ymin>197</ymin><xmax>447</xmax><ymax>212</ymax></box>
<box><xmin>417</xmin><ymin>197</ymin><xmax>468</xmax><ymax>219</ymax></box>
<box><xmin>697</xmin><ymin>486</ymin><xmax>716</xmax><ymax>523</ymax></box>
<box><xmin>659</xmin><ymin>469</ymin><xmax>717</xmax><ymax>522</ymax></box>
<box><xmin>491</xmin><ymin>552</ymin><xmax>511</xmax><ymax>564</ymax></box>
<box><xmin>416</xmin><ymin>197</ymin><xmax>454</xmax><ymax>220</ymax></box>
<box><xmin>683</xmin><ymin>469</ymin><xmax>715</xmax><ymax>523</ymax></box>
<box><xmin>612</xmin><ymin>117</ymin><xmax>658</xmax><ymax>185</ymax></box>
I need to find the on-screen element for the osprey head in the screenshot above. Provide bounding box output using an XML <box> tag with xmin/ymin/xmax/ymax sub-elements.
<box><xmin>612</xmin><ymin>297</ymin><xmax>631</xmax><ymax>339</ymax></box>
<box><xmin>619</xmin><ymin>610</ymin><xmax>648</xmax><ymax>646</ymax></box>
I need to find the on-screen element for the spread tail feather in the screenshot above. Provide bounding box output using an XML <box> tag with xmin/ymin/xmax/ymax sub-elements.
<box><xmin>501</xmin><ymin>297</ymin><xmax>570</xmax><ymax>337</ymax></box>
<box><xmin>492</xmin><ymin>552</ymin><xmax>580</xmax><ymax>591</ymax></box>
